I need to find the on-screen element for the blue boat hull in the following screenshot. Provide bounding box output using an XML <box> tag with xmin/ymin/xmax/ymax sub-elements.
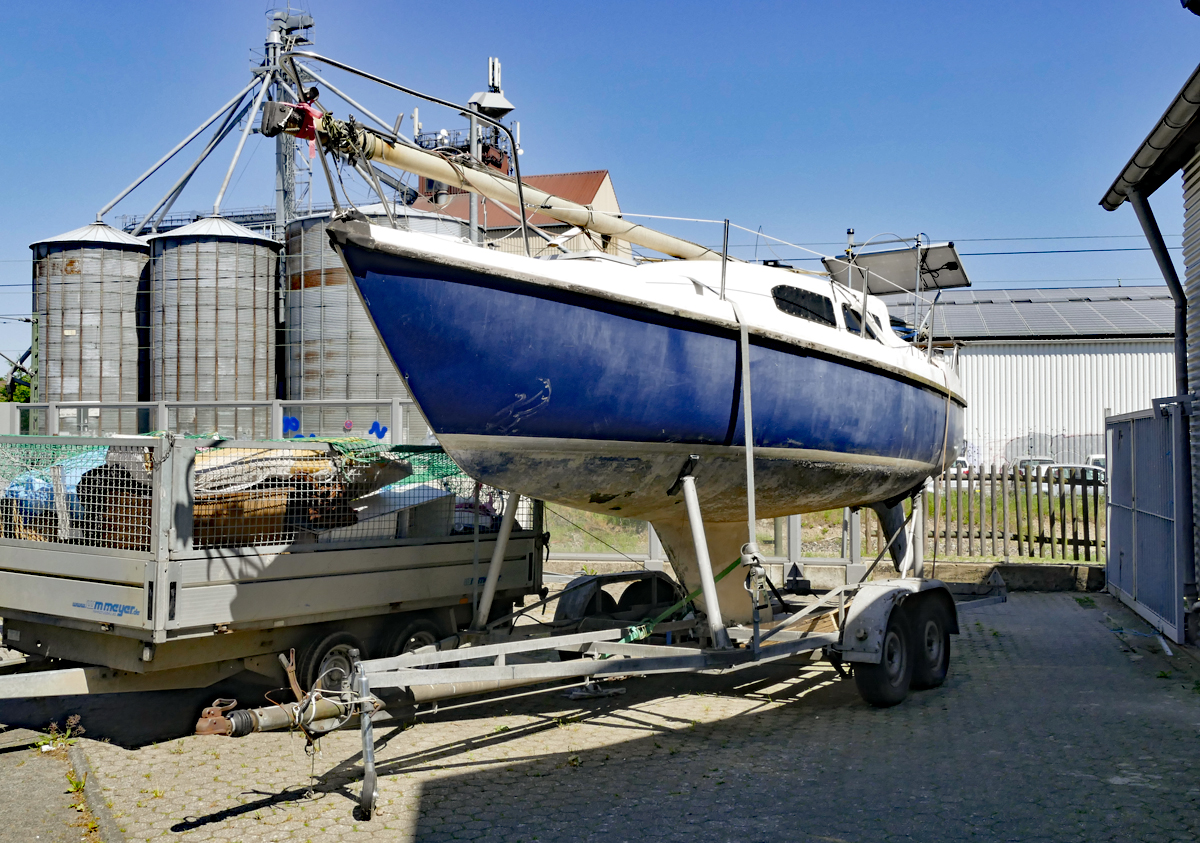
<box><xmin>333</xmin><ymin>228</ymin><xmax>963</xmax><ymax>522</ymax></box>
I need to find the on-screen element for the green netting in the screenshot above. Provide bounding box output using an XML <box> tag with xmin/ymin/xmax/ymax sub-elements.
<box><xmin>266</xmin><ymin>437</ymin><xmax>467</xmax><ymax>485</ymax></box>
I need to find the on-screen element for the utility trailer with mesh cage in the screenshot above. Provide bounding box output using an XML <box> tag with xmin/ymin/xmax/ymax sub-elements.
<box><xmin>0</xmin><ymin>434</ymin><xmax>545</xmax><ymax>697</ymax></box>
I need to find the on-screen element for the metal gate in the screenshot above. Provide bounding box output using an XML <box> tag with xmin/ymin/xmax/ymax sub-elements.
<box><xmin>1106</xmin><ymin>400</ymin><xmax>1193</xmax><ymax>643</ymax></box>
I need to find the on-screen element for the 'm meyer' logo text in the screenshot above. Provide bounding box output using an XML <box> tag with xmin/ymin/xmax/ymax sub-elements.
<box><xmin>72</xmin><ymin>600</ymin><xmax>140</xmax><ymax>618</ymax></box>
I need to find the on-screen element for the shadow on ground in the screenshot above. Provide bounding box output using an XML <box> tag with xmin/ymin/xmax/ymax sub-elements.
<box><xmin>0</xmin><ymin>672</ymin><xmax>275</xmax><ymax>748</ymax></box>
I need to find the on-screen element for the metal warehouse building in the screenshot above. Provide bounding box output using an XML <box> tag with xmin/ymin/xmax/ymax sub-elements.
<box><xmin>887</xmin><ymin>286</ymin><xmax>1174</xmax><ymax>466</ymax></box>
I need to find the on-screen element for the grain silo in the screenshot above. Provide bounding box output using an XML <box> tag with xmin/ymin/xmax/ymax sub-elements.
<box><xmin>30</xmin><ymin>222</ymin><xmax>148</xmax><ymax>436</ymax></box>
<box><xmin>148</xmin><ymin>217</ymin><xmax>279</xmax><ymax>438</ymax></box>
<box><xmin>283</xmin><ymin>204</ymin><xmax>467</xmax><ymax>441</ymax></box>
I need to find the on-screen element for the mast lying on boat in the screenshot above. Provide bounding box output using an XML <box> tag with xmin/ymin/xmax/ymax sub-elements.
<box><xmin>259</xmin><ymin>74</ymin><xmax>723</xmax><ymax>261</ymax></box>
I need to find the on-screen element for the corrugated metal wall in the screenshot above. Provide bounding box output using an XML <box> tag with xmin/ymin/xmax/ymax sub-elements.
<box><xmin>1181</xmin><ymin>148</ymin><xmax>1200</xmax><ymax>577</ymax></box>
<box><xmin>958</xmin><ymin>340</ymin><xmax>1173</xmax><ymax>465</ymax></box>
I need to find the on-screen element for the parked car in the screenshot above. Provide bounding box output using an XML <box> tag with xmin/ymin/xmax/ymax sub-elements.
<box><xmin>1028</xmin><ymin>463</ymin><xmax>1106</xmax><ymax>492</ymax></box>
<box><xmin>1016</xmin><ymin>456</ymin><xmax>1054</xmax><ymax>479</ymax></box>
<box><xmin>1085</xmin><ymin>453</ymin><xmax>1106</xmax><ymax>471</ymax></box>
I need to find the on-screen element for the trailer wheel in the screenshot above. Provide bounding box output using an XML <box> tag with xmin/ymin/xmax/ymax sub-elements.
<box><xmin>384</xmin><ymin>618</ymin><xmax>442</xmax><ymax>656</ymax></box>
<box><xmin>910</xmin><ymin>600</ymin><xmax>951</xmax><ymax>690</ymax></box>
<box><xmin>853</xmin><ymin>607</ymin><xmax>912</xmax><ymax>707</ymax></box>
<box><xmin>299</xmin><ymin>632</ymin><xmax>366</xmax><ymax>692</ymax></box>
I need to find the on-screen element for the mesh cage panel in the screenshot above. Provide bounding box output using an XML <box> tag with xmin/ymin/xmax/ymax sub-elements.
<box><xmin>0</xmin><ymin>440</ymin><xmax>154</xmax><ymax>552</ymax></box>
<box><xmin>190</xmin><ymin>440</ymin><xmax>531</xmax><ymax>549</ymax></box>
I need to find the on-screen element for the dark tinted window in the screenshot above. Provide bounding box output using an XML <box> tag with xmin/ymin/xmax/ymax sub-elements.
<box><xmin>771</xmin><ymin>285</ymin><xmax>836</xmax><ymax>327</ymax></box>
<box><xmin>842</xmin><ymin>305</ymin><xmax>879</xmax><ymax>340</ymax></box>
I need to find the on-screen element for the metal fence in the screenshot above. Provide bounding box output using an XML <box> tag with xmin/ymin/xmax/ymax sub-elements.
<box><xmin>1106</xmin><ymin>403</ymin><xmax>1193</xmax><ymax>643</ymax></box>
<box><xmin>0</xmin><ymin>436</ymin><xmax>533</xmax><ymax>558</ymax></box>
<box><xmin>0</xmin><ymin>399</ymin><xmax>429</xmax><ymax>444</ymax></box>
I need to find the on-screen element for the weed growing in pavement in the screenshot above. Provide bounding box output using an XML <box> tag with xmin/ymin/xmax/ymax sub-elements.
<box><xmin>65</xmin><ymin>770</ymin><xmax>87</xmax><ymax>792</ymax></box>
<box><xmin>1192</xmin><ymin>680</ymin><xmax>1200</xmax><ymax>695</ymax></box>
<box><xmin>1074</xmin><ymin>596</ymin><xmax>1097</xmax><ymax>608</ymax></box>
<box><xmin>36</xmin><ymin>714</ymin><xmax>85</xmax><ymax>753</ymax></box>
<box><xmin>1156</xmin><ymin>671</ymin><xmax>1172</xmax><ymax>679</ymax></box>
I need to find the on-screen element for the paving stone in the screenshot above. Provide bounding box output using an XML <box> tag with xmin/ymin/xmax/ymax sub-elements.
<box><xmin>69</xmin><ymin>592</ymin><xmax>1200</xmax><ymax>842</ymax></box>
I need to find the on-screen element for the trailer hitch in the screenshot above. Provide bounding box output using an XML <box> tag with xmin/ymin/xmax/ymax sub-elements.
<box><xmin>195</xmin><ymin>698</ymin><xmax>238</xmax><ymax>736</ymax></box>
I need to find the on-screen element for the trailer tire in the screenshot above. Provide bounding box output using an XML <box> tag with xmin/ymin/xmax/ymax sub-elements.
<box><xmin>384</xmin><ymin>618</ymin><xmax>442</xmax><ymax>656</ymax></box>
<box><xmin>298</xmin><ymin>631</ymin><xmax>366</xmax><ymax>693</ymax></box>
<box><xmin>910</xmin><ymin>599</ymin><xmax>951</xmax><ymax>690</ymax></box>
<box><xmin>853</xmin><ymin>607</ymin><xmax>912</xmax><ymax>707</ymax></box>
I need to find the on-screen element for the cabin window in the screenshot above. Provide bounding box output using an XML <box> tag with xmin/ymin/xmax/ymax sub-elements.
<box><xmin>771</xmin><ymin>285</ymin><xmax>836</xmax><ymax>327</ymax></box>
<box><xmin>842</xmin><ymin>305</ymin><xmax>879</xmax><ymax>340</ymax></box>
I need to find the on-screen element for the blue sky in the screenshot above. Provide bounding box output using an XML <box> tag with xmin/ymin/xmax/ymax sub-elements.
<box><xmin>1</xmin><ymin>1</ymin><xmax>1197</xmax><ymax>356</ymax></box>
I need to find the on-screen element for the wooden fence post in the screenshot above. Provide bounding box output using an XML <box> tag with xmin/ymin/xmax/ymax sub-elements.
<box><xmin>1002</xmin><ymin>464</ymin><xmax>1011</xmax><ymax>561</ymax></box>
<box><xmin>1070</xmin><ymin>467</ymin><xmax>1080</xmax><ymax>562</ymax></box>
<box><xmin>1013</xmin><ymin>464</ymin><xmax>1023</xmax><ymax>557</ymax></box>
<box><xmin>1081</xmin><ymin>469</ymin><xmax>1091</xmax><ymax>563</ymax></box>
<box><xmin>966</xmin><ymin>469</ymin><xmax>974</xmax><ymax>557</ymax></box>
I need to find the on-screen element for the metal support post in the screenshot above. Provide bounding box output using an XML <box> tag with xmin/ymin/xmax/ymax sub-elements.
<box><xmin>679</xmin><ymin>475</ymin><xmax>730</xmax><ymax>648</ymax></box>
<box><xmin>911</xmin><ymin>495</ymin><xmax>925</xmax><ymax>578</ymax></box>
<box><xmin>390</xmin><ymin>398</ymin><xmax>403</xmax><ymax>444</ymax></box>
<box><xmin>472</xmin><ymin>492</ymin><xmax>520</xmax><ymax>630</ymax></box>
<box><xmin>156</xmin><ymin>402</ymin><xmax>169</xmax><ymax>433</ymax></box>
<box><xmin>647</xmin><ymin>524</ymin><xmax>665</xmax><ymax>572</ymax></box>
<box><xmin>352</xmin><ymin>655</ymin><xmax>378</xmax><ymax>819</ymax></box>
<box><xmin>269</xmin><ymin>400</ymin><xmax>283</xmax><ymax>439</ymax></box>
<box><xmin>47</xmin><ymin>402</ymin><xmax>58</xmax><ymax>436</ymax></box>
<box><xmin>214</xmin><ymin>72</ymin><xmax>274</xmax><ymax>215</ymax></box>
<box><xmin>787</xmin><ymin>514</ymin><xmax>802</xmax><ymax>569</ymax></box>
<box><xmin>468</xmin><ymin>106</ymin><xmax>481</xmax><ymax>244</ymax></box>
<box><xmin>773</xmin><ymin>518</ymin><xmax>784</xmax><ymax>557</ymax></box>
<box><xmin>846</xmin><ymin>509</ymin><xmax>864</xmax><ymax>584</ymax></box>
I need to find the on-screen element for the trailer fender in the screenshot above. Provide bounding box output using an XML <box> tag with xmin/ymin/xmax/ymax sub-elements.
<box><xmin>837</xmin><ymin>583</ymin><xmax>915</xmax><ymax>664</ymax></box>
<box><xmin>836</xmin><ymin>580</ymin><xmax>956</xmax><ymax>664</ymax></box>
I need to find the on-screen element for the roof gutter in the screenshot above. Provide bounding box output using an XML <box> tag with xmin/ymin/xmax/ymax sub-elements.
<box><xmin>1101</xmin><ymin>61</ymin><xmax>1200</xmax><ymax>211</ymax></box>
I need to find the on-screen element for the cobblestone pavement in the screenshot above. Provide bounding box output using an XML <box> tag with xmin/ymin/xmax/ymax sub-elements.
<box><xmin>0</xmin><ymin>729</ymin><xmax>85</xmax><ymax>843</ymax></box>
<box><xmin>78</xmin><ymin>592</ymin><xmax>1200</xmax><ymax>842</ymax></box>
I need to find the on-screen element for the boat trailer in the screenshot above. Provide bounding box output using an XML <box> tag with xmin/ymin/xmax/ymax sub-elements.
<box><xmin>197</xmin><ymin>481</ymin><xmax>1004</xmax><ymax>819</ymax></box>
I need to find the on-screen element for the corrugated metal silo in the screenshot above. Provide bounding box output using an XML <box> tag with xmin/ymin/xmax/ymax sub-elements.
<box><xmin>30</xmin><ymin>222</ymin><xmax>148</xmax><ymax>435</ymax></box>
<box><xmin>148</xmin><ymin>217</ymin><xmax>279</xmax><ymax>438</ymax></box>
<box><xmin>283</xmin><ymin>205</ymin><xmax>468</xmax><ymax>440</ymax></box>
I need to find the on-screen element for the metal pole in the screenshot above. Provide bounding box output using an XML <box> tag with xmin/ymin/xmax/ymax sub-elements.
<box><xmin>912</xmin><ymin>494</ymin><xmax>925</xmax><ymax>578</ymax></box>
<box><xmin>214</xmin><ymin>71</ymin><xmax>274</xmax><ymax>216</ymax></box>
<box><xmin>1128</xmin><ymin>190</ymin><xmax>1188</xmax><ymax>396</ymax></box>
<box><xmin>720</xmin><ymin>219</ymin><xmax>730</xmax><ymax>300</ymax></box>
<box><xmin>729</xmin><ymin>300</ymin><xmax>759</xmax><ymax>560</ymax></box>
<box><xmin>787</xmin><ymin>514</ymin><xmax>802</xmax><ymax>571</ymax></box>
<box><xmin>472</xmin><ymin>492</ymin><xmax>520</xmax><ymax>630</ymax></box>
<box><xmin>647</xmin><ymin>524</ymin><xmax>664</xmax><ymax>572</ymax></box>
<box><xmin>352</xmin><ymin>656</ymin><xmax>378</xmax><ymax>818</ymax></box>
<box><xmin>471</xmin><ymin>482</ymin><xmax>482</xmax><ymax>615</ymax></box>
<box><xmin>468</xmin><ymin>106</ymin><xmax>481</xmax><ymax>245</ymax></box>
<box><xmin>134</xmin><ymin>95</ymin><xmax>254</xmax><ymax>236</ymax></box>
<box><xmin>98</xmin><ymin>77</ymin><xmax>261</xmax><ymax>221</ymax></box>
<box><xmin>679</xmin><ymin>475</ymin><xmax>730</xmax><ymax>648</ymax></box>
